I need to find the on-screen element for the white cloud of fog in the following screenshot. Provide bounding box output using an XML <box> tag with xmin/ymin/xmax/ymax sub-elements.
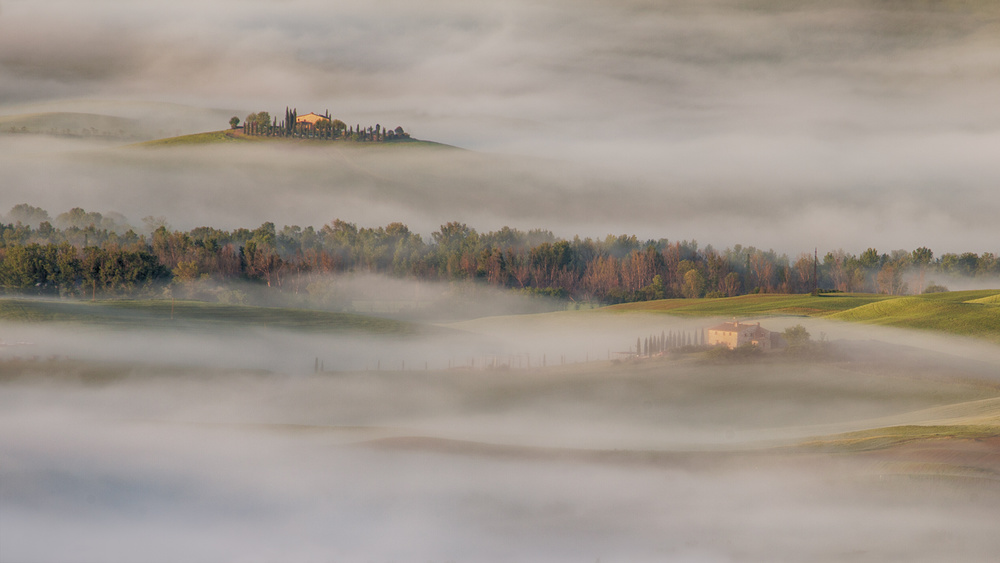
<box><xmin>4</xmin><ymin>313</ymin><xmax>1000</xmax><ymax>561</ymax></box>
<box><xmin>2</xmin><ymin>1</ymin><xmax>1000</xmax><ymax>252</ymax></box>
<box><xmin>4</xmin><ymin>4</ymin><xmax>1000</xmax><ymax>556</ymax></box>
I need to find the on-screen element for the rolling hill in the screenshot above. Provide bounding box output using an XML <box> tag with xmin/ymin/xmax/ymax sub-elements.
<box><xmin>605</xmin><ymin>290</ymin><xmax>1000</xmax><ymax>344</ymax></box>
<box><xmin>0</xmin><ymin>112</ymin><xmax>144</xmax><ymax>140</ymax></box>
<box><xmin>130</xmin><ymin>128</ymin><xmax>454</xmax><ymax>149</ymax></box>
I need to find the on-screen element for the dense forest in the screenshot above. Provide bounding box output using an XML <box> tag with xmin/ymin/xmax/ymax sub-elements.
<box><xmin>1</xmin><ymin>204</ymin><xmax>997</xmax><ymax>303</ymax></box>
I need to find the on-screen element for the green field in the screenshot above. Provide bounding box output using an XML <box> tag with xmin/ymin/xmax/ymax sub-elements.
<box><xmin>129</xmin><ymin>129</ymin><xmax>265</xmax><ymax>147</ymax></box>
<box><xmin>0</xmin><ymin>298</ymin><xmax>426</xmax><ymax>335</ymax></box>
<box><xmin>604</xmin><ymin>290</ymin><xmax>1000</xmax><ymax>343</ymax></box>
<box><xmin>793</xmin><ymin>424</ymin><xmax>1000</xmax><ymax>453</ymax></box>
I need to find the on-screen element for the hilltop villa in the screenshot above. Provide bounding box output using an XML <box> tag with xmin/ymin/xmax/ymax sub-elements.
<box><xmin>295</xmin><ymin>112</ymin><xmax>329</xmax><ymax>126</ymax></box>
<box><xmin>707</xmin><ymin>321</ymin><xmax>781</xmax><ymax>351</ymax></box>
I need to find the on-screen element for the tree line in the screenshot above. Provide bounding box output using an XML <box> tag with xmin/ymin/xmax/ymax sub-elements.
<box><xmin>238</xmin><ymin>108</ymin><xmax>409</xmax><ymax>142</ymax></box>
<box><xmin>1</xmin><ymin>204</ymin><xmax>998</xmax><ymax>300</ymax></box>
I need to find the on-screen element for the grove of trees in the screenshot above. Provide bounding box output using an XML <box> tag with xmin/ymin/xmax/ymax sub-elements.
<box><xmin>241</xmin><ymin>108</ymin><xmax>409</xmax><ymax>142</ymax></box>
<box><xmin>1</xmin><ymin>205</ymin><xmax>998</xmax><ymax>301</ymax></box>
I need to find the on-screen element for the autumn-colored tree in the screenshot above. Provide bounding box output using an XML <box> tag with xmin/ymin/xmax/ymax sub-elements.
<box><xmin>721</xmin><ymin>272</ymin><xmax>741</xmax><ymax>297</ymax></box>
<box><xmin>824</xmin><ymin>250</ymin><xmax>848</xmax><ymax>292</ymax></box>
<box><xmin>793</xmin><ymin>253</ymin><xmax>814</xmax><ymax>293</ymax></box>
<box><xmin>749</xmin><ymin>251</ymin><xmax>775</xmax><ymax>293</ymax></box>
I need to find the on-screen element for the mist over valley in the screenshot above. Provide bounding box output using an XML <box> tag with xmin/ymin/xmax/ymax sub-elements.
<box><xmin>3</xmin><ymin>0</ymin><xmax>1000</xmax><ymax>561</ymax></box>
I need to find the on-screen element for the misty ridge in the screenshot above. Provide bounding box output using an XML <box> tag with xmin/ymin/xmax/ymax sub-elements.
<box><xmin>1</xmin><ymin>203</ymin><xmax>998</xmax><ymax>312</ymax></box>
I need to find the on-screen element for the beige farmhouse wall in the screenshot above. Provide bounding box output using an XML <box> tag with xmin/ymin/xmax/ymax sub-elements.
<box><xmin>707</xmin><ymin>321</ymin><xmax>773</xmax><ymax>351</ymax></box>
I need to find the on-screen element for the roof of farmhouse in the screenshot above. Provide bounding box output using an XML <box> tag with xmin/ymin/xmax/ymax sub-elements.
<box><xmin>708</xmin><ymin>321</ymin><xmax>768</xmax><ymax>333</ymax></box>
<box><xmin>295</xmin><ymin>113</ymin><xmax>328</xmax><ymax>124</ymax></box>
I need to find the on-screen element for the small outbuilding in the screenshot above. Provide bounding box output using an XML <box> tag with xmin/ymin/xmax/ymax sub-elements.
<box><xmin>707</xmin><ymin>321</ymin><xmax>779</xmax><ymax>351</ymax></box>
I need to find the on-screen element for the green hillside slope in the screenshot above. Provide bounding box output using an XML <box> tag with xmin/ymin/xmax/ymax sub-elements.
<box><xmin>605</xmin><ymin>290</ymin><xmax>1000</xmax><ymax>343</ymax></box>
<box><xmin>827</xmin><ymin>290</ymin><xmax>1000</xmax><ymax>341</ymax></box>
<box><xmin>129</xmin><ymin>129</ymin><xmax>263</xmax><ymax>147</ymax></box>
<box><xmin>604</xmin><ymin>293</ymin><xmax>893</xmax><ymax>317</ymax></box>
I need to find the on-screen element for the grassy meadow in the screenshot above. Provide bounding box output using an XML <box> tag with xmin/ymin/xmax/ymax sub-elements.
<box><xmin>129</xmin><ymin>129</ymin><xmax>265</xmax><ymax>147</ymax></box>
<box><xmin>606</xmin><ymin>289</ymin><xmax>1000</xmax><ymax>344</ymax></box>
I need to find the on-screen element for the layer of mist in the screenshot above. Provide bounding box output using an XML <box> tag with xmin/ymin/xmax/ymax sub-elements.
<box><xmin>2</xmin><ymin>1</ymin><xmax>1000</xmax><ymax>252</ymax></box>
<box><xmin>3</xmin><ymin>1</ymin><xmax>1000</xmax><ymax>560</ymax></box>
<box><xmin>3</xmin><ymin>310</ymin><xmax>1000</xmax><ymax>561</ymax></box>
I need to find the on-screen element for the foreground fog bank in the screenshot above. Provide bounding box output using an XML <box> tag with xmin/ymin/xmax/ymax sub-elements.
<box><xmin>5</xmin><ymin>419</ymin><xmax>998</xmax><ymax>563</ymax></box>
<box><xmin>3</xmin><ymin>311</ymin><xmax>1000</xmax><ymax>561</ymax></box>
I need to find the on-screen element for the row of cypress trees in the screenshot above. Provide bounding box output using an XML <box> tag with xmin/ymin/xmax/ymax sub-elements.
<box><xmin>635</xmin><ymin>329</ymin><xmax>708</xmax><ymax>356</ymax></box>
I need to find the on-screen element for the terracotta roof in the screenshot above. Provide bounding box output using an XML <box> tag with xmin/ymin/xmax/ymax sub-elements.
<box><xmin>295</xmin><ymin>113</ymin><xmax>328</xmax><ymax>125</ymax></box>
<box><xmin>708</xmin><ymin>321</ymin><xmax>768</xmax><ymax>333</ymax></box>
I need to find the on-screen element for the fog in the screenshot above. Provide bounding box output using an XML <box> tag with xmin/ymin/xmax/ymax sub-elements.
<box><xmin>4</xmin><ymin>307</ymin><xmax>1000</xmax><ymax>561</ymax></box>
<box><xmin>3</xmin><ymin>1</ymin><xmax>1000</xmax><ymax>560</ymax></box>
<box><xmin>3</xmin><ymin>0</ymin><xmax>1000</xmax><ymax>252</ymax></box>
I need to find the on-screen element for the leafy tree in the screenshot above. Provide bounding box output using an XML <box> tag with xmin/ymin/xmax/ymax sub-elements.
<box><xmin>957</xmin><ymin>252</ymin><xmax>980</xmax><ymax>276</ymax></box>
<box><xmin>5</xmin><ymin>204</ymin><xmax>51</xmax><ymax>228</ymax></box>
<box><xmin>783</xmin><ymin>324</ymin><xmax>811</xmax><ymax>348</ymax></box>
<box><xmin>721</xmin><ymin>272</ymin><xmax>741</xmax><ymax>297</ymax></box>
<box><xmin>923</xmin><ymin>283</ymin><xmax>948</xmax><ymax>294</ymax></box>
<box><xmin>229</xmin><ymin>116</ymin><xmax>240</xmax><ymax>129</ymax></box>
<box><xmin>876</xmin><ymin>264</ymin><xmax>906</xmax><ymax>295</ymax></box>
<box><xmin>55</xmin><ymin>208</ymin><xmax>104</xmax><ymax>230</ymax></box>
<box><xmin>682</xmin><ymin>268</ymin><xmax>705</xmax><ymax>298</ymax></box>
<box><xmin>911</xmin><ymin>247</ymin><xmax>933</xmax><ymax>294</ymax></box>
<box><xmin>641</xmin><ymin>274</ymin><xmax>667</xmax><ymax>300</ymax></box>
<box><xmin>859</xmin><ymin>248</ymin><xmax>881</xmax><ymax>269</ymax></box>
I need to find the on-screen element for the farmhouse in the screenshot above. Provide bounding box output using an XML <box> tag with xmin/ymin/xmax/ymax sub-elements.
<box><xmin>707</xmin><ymin>320</ymin><xmax>780</xmax><ymax>351</ymax></box>
<box><xmin>295</xmin><ymin>112</ymin><xmax>329</xmax><ymax>127</ymax></box>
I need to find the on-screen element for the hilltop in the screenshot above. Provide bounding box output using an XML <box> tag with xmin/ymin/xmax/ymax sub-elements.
<box><xmin>130</xmin><ymin>128</ymin><xmax>454</xmax><ymax>149</ymax></box>
<box><xmin>0</xmin><ymin>104</ymin><xmax>453</xmax><ymax>148</ymax></box>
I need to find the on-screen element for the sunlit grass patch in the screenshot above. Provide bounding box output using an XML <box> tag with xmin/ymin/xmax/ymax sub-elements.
<box><xmin>794</xmin><ymin>425</ymin><xmax>1000</xmax><ymax>453</ymax></box>
<box><xmin>600</xmin><ymin>291</ymin><xmax>1000</xmax><ymax>344</ymax></box>
<box><xmin>965</xmin><ymin>293</ymin><xmax>1000</xmax><ymax>305</ymax></box>
<box><xmin>603</xmin><ymin>293</ymin><xmax>891</xmax><ymax>317</ymax></box>
<box><xmin>828</xmin><ymin>292</ymin><xmax>1000</xmax><ymax>343</ymax></box>
<box><xmin>129</xmin><ymin>129</ymin><xmax>263</xmax><ymax>147</ymax></box>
